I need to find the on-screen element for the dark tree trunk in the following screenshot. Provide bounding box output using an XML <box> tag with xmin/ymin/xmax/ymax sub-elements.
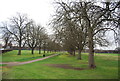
<box><xmin>4</xmin><ymin>43</ymin><xmax>7</xmax><ymax>48</ymax></box>
<box><xmin>88</xmin><ymin>28</ymin><xmax>96</xmax><ymax>68</ymax></box>
<box><xmin>18</xmin><ymin>50</ymin><xmax>21</xmax><ymax>55</ymax></box>
<box><xmin>77</xmin><ymin>49</ymin><xmax>82</xmax><ymax>60</ymax></box>
<box><xmin>18</xmin><ymin>41</ymin><xmax>21</xmax><ymax>55</ymax></box>
<box><xmin>43</xmin><ymin>49</ymin><xmax>45</xmax><ymax>57</ymax></box>
<box><xmin>31</xmin><ymin>48</ymin><xmax>34</xmax><ymax>54</ymax></box>
<box><xmin>44</xmin><ymin>47</ymin><xmax>45</xmax><ymax>54</ymax></box>
<box><xmin>39</xmin><ymin>46</ymin><xmax>41</xmax><ymax>54</ymax></box>
<box><xmin>55</xmin><ymin>50</ymin><xmax>57</xmax><ymax>52</ymax></box>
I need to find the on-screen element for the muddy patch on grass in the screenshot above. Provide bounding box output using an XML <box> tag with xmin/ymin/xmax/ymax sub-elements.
<box><xmin>44</xmin><ymin>64</ymin><xmax>89</xmax><ymax>70</ymax></box>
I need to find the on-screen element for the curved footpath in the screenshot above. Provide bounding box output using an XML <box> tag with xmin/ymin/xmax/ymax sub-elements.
<box><xmin>0</xmin><ymin>54</ymin><xmax>59</xmax><ymax>66</ymax></box>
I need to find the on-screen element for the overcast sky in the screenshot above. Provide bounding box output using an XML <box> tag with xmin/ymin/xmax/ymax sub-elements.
<box><xmin>0</xmin><ymin>0</ymin><xmax>118</xmax><ymax>50</ymax></box>
<box><xmin>0</xmin><ymin>0</ymin><xmax>55</xmax><ymax>34</ymax></box>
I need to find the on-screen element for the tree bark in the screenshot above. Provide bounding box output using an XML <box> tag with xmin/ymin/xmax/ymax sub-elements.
<box><xmin>18</xmin><ymin>41</ymin><xmax>21</xmax><ymax>55</ymax></box>
<box><xmin>88</xmin><ymin>28</ymin><xmax>96</xmax><ymax>68</ymax></box>
<box><xmin>47</xmin><ymin>50</ymin><xmax>49</xmax><ymax>53</ymax></box>
<box><xmin>39</xmin><ymin>46</ymin><xmax>41</xmax><ymax>54</ymax></box>
<box><xmin>77</xmin><ymin>49</ymin><xmax>82</xmax><ymax>60</ymax></box>
<box><xmin>18</xmin><ymin>49</ymin><xmax>21</xmax><ymax>55</ymax></box>
<box><xmin>44</xmin><ymin>47</ymin><xmax>46</xmax><ymax>54</ymax></box>
<box><xmin>31</xmin><ymin>48</ymin><xmax>34</xmax><ymax>54</ymax></box>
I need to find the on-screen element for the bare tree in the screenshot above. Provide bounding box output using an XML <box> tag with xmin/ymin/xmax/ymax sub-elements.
<box><xmin>42</xmin><ymin>34</ymin><xmax>48</xmax><ymax>56</ymax></box>
<box><xmin>74</xmin><ymin>1</ymin><xmax>119</xmax><ymax>68</ymax></box>
<box><xmin>48</xmin><ymin>34</ymin><xmax>63</xmax><ymax>52</ymax></box>
<box><xmin>2</xmin><ymin>13</ymin><xmax>29</xmax><ymax>55</ymax></box>
<box><xmin>26</xmin><ymin>20</ymin><xmax>39</xmax><ymax>54</ymax></box>
<box><xmin>37</xmin><ymin>26</ymin><xmax>46</xmax><ymax>54</ymax></box>
<box><xmin>51</xmin><ymin>1</ymin><xmax>87</xmax><ymax>58</ymax></box>
<box><xmin>2</xmin><ymin>30</ymin><xmax>12</xmax><ymax>48</ymax></box>
<box><xmin>52</xmin><ymin>1</ymin><xmax>119</xmax><ymax>68</ymax></box>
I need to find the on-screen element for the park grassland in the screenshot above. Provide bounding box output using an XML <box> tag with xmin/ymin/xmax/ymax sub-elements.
<box><xmin>1</xmin><ymin>50</ymin><xmax>119</xmax><ymax>79</ymax></box>
<box><xmin>1</xmin><ymin>50</ymin><xmax>56</xmax><ymax>62</ymax></box>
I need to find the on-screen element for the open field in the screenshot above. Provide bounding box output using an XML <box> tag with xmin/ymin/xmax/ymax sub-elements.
<box><xmin>1</xmin><ymin>50</ymin><xmax>118</xmax><ymax>79</ymax></box>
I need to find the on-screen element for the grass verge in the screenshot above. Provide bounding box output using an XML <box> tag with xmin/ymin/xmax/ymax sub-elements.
<box><xmin>2</xmin><ymin>52</ymin><xmax>118</xmax><ymax>79</ymax></box>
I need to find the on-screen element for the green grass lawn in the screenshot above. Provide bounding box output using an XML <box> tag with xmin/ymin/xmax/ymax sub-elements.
<box><xmin>2</xmin><ymin>50</ymin><xmax>118</xmax><ymax>79</ymax></box>
<box><xmin>0</xmin><ymin>50</ymin><xmax>57</xmax><ymax>62</ymax></box>
<box><xmin>0</xmin><ymin>64</ymin><xmax>6</xmax><ymax>66</ymax></box>
<box><xmin>82</xmin><ymin>52</ymin><xmax>119</xmax><ymax>56</ymax></box>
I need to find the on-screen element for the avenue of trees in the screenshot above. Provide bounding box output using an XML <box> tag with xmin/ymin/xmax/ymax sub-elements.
<box><xmin>0</xmin><ymin>1</ymin><xmax>119</xmax><ymax>69</ymax></box>
<box><xmin>0</xmin><ymin>13</ymin><xmax>62</xmax><ymax>55</ymax></box>
<box><xmin>51</xmin><ymin>1</ymin><xmax>120</xmax><ymax>68</ymax></box>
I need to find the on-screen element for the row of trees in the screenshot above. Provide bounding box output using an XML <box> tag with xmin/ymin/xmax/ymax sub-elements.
<box><xmin>1</xmin><ymin>13</ymin><xmax>62</xmax><ymax>55</ymax></box>
<box><xmin>0</xmin><ymin>1</ymin><xmax>119</xmax><ymax>69</ymax></box>
<box><xmin>51</xmin><ymin>1</ymin><xmax>120</xmax><ymax>68</ymax></box>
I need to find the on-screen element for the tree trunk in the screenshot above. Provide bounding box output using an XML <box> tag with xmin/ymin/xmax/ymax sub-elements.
<box><xmin>31</xmin><ymin>48</ymin><xmax>34</xmax><ymax>54</ymax></box>
<box><xmin>88</xmin><ymin>28</ymin><xmax>96</xmax><ymax>68</ymax></box>
<box><xmin>39</xmin><ymin>46</ymin><xmax>41</xmax><ymax>54</ymax></box>
<box><xmin>18</xmin><ymin>50</ymin><xmax>21</xmax><ymax>55</ymax></box>
<box><xmin>73</xmin><ymin>50</ymin><xmax>75</xmax><ymax>56</ymax></box>
<box><xmin>18</xmin><ymin>41</ymin><xmax>21</xmax><ymax>55</ymax></box>
<box><xmin>88</xmin><ymin>50</ymin><xmax>96</xmax><ymax>68</ymax></box>
<box><xmin>47</xmin><ymin>50</ymin><xmax>49</xmax><ymax>53</ymax></box>
<box><xmin>5</xmin><ymin>43</ymin><xmax>7</xmax><ymax>48</ymax></box>
<box><xmin>77</xmin><ymin>49</ymin><xmax>82</xmax><ymax>60</ymax></box>
<box><xmin>43</xmin><ymin>49</ymin><xmax>45</xmax><ymax>57</ymax></box>
<box><xmin>55</xmin><ymin>50</ymin><xmax>56</xmax><ymax>52</ymax></box>
<box><xmin>44</xmin><ymin>47</ymin><xmax>45</xmax><ymax>54</ymax></box>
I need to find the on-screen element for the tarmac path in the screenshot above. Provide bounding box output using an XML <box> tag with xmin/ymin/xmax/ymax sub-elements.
<box><xmin>0</xmin><ymin>54</ymin><xmax>59</xmax><ymax>66</ymax></box>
